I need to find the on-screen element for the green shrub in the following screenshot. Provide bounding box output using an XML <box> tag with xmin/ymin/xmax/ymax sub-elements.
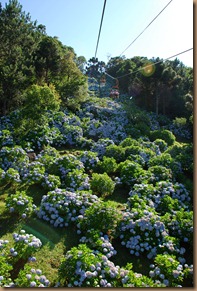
<box><xmin>96</xmin><ymin>156</ymin><xmax>118</xmax><ymax>174</ymax></box>
<box><xmin>118</xmin><ymin>160</ymin><xmax>150</xmax><ymax>186</ymax></box>
<box><xmin>147</xmin><ymin>165</ymin><xmax>173</xmax><ymax>184</ymax></box>
<box><xmin>78</xmin><ymin>200</ymin><xmax>122</xmax><ymax>237</ymax></box>
<box><xmin>125</xmin><ymin>145</ymin><xmax>141</xmax><ymax>157</ymax></box>
<box><xmin>148</xmin><ymin>153</ymin><xmax>182</xmax><ymax>179</ymax></box>
<box><xmin>173</xmin><ymin>117</ymin><xmax>187</xmax><ymax>127</ymax></box>
<box><xmin>149</xmin><ymin>129</ymin><xmax>176</xmax><ymax>146</ymax></box>
<box><xmin>120</xmin><ymin>137</ymin><xmax>140</xmax><ymax>147</ymax></box>
<box><xmin>15</xmin><ymin>264</ymin><xmax>50</xmax><ymax>287</ymax></box>
<box><xmin>153</xmin><ymin>139</ymin><xmax>168</xmax><ymax>152</ymax></box>
<box><xmin>105</xmin><ymin>144</ymin><xmax>125</xmax><ymax>162</ymax></box>
<box><xmin>0</xmin><ymin>256</ymin><xmax>13</xmax><ymax>287</ymax></box>
<box><xmin>166</xmin><ymin>143</ymin><xmax>193</xmax><ymax>174</ymax></box>
<box><xmin>90</xmin><ymin>173</ymin><xmax>115</xmax><ymax>197</ymax></box>
<box><xmin>151</xmin><ymin>254</ymin><xmax>184</xmax><ymax>287</ymax></box>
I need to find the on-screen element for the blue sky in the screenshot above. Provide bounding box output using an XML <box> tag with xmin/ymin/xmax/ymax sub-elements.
<box><xmin>1</xmin><ymin>0</ymin><xmax>193</xmax><ymax>67</ymax></box>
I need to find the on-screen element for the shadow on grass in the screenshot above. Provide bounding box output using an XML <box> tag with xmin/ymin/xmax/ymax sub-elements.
<box><xmin>22</xmin><ymin>217</ymin><xmax>80</xmax><ymax>252</ymax></box>
<box><xmin>26</xmin><ymin>183</ymin><xmax>47</xmax><ymax>205</ymax></box>
<box><xmin>0</xmin><ymin>211</ymin><xmax>21</xmax><ymax>237</ymax></box>
<box><xmin>104</xmin><ymin>185</ymin><xmax>129</xmax><ymax>204</ymax></box>
<box><xmin>111</xmin><ymin>237</ymin><xmax>153</xmax><ymax>276</ymax></box>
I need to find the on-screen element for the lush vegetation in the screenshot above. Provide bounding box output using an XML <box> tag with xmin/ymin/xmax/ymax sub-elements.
<box><xmin>0</xmin><ymin>0</ymin><xmax>193</xmax><ymax>288</ymax></box>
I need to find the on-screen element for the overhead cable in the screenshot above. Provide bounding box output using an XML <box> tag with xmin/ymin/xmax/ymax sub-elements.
<box><xmin>119</xmin><ymin>0</ymin><xmax>173</xmax><ymax>57</ymax></box>
<box><xmin>106</xmin><ymin>47</ymin><xmax>193</xmax><ymax>79</ymax></box>
<box><xmin>95</xmin><ymin>0</ymin><xmax>107</xmax><ymax>59</ymax></box>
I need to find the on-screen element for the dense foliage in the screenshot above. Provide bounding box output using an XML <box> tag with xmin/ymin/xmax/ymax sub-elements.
<box><xmin>0</xmin><ymin>0</ymin><xmax>193</xmax><ymax>288</ymax></box>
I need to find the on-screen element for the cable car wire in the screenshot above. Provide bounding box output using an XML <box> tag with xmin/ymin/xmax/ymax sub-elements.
<box><xmin>95</xmin><ymin>0</ymin><xmax>107</xmax><ymax>59</ymax></box>
<box><xmin>106</xmin><ymin>47</ymin><xmax>193</xmax><ymax>79</ymax></box>
<box><xmin>119</xmin><ymin>0</ymin><xmax>173</xmax><ymax>57</ymax></box>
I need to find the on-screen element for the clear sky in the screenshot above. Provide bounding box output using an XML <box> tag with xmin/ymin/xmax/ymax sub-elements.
<box><xmin>1</xmin><ymin>0</ymin><xmax>193</xmax><ymax>67</ymax></box>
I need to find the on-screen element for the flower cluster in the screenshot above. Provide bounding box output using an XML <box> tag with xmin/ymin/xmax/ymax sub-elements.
<box><xmin>15</xmin><ymin>265</ymin><xmax>50</xmax><ymax>287</ymax></box>
<box><xmin>128</xmin><ymin>181</ymin><xmax>191</xmax><ymax>213</ymax></box>
<box><xmin>0</xmin><ymin>129</ymin><xmax>14</xmax><ymax>147</ymax></box>
<box><xmin>64</xmin><ymin>169</ymin><xmax>90</xmax><ymax>192</ymax></box>
<box><xmin>58</xmin><ymin>243</ymin><xmax>162</xmax><ymax>287</ymax></box>
<box><xmin>119</xmin><ymin>209</ymin><xmax>175</xmax><ymax>259</ymax></box>
<box><xmin>37</xmin><ymin>189</ymin><xmax>99</xmax><ymax>228</ymax></box>
<box><xmin>149</xmin><ymin>254</ymin><xmax>186</xmax><ymax>287</ymax></box>
<box><xmin>3</xmin><ymin>168</ymin><xmax>21</xmax><ymax>184</ymax></box>
<box><xmin>11</xmin><ymin>230</ymin><xmax>42</xmax><ymax>261</ymax></box>
<box><xmin>5</xmin><ymin>191</ymin><xmax>37</xmax><ymax>218</ymax></box>
<box><xmin>79</xmin><ymin>151</ymin><xmax>99</xmax><ymax>171</ymax></box>
<box><xmin>161</xmin><ymin>208</ymin><xmax>193</xmax><ymax>245</ymax></box>
<box><xmin>79</xmin><ymin>230</ymin><xmax>117</xmax><ymax>258</ymax></box>
<box><xmin>0</xmin><ymin>146</ymin><xmax>29</xmax><ymax>172</ymax></box>
<box><xmin>21</xmin><ymin>161</ymin><xmax>45</xmax><ymax>184</ymax></box>
<box><xmin>90</xmin><ymin>138</ymin><xmax>114</xmax><ymax>158</ymax></box>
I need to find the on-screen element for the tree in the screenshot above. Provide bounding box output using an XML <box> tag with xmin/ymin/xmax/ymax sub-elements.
<box><xmin>85</xmin><ymin>57</ymin><xmax>105</xmax><ymax>79</ymax></box>
<box><xmin>54</xmin><ymin>49</ymin><xmax>88</xmax><ymax>110</ymax></box>
<box><xmin>34</xmin><ymin>36</ymin><xmax>63</xmax><ymax>86</ymax></box>
<box><xmin>15</xmin><ymin>84</ymin><xmax>61</xmax><ymax>134</ymax></box>
<box><xmin>0</xmin><ymin>0</ymin><xmax>45</xmax><ymax>115</ymax></box>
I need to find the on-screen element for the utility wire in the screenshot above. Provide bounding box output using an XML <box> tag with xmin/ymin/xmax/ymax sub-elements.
<box><xmin>106</xmin><ymin>47</ymin><xmax>193</xmax><ymax>79</ymax></box>
<box><xmin>95</xmin><ymin>0</ymin><xmax>107</xmax><ymax>59</ymax></box>
<box><xmin>119</xmin><ymin>0</ymin><xmax>173</xmax><ymax>57</ymax></box>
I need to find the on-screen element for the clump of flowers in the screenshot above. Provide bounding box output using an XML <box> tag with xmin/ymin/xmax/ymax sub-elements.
<box><xmin>161</xmin><ymin>208</ymin><xmax>193</xmax><ymax>247</ymax></box>
<box><xmin>51</xmin><ymin>154</ymin><xmax>84</xmax><ymax>180</ymax></box>
<box><xmin>0</xmin><ymin>129</ymin><xmax>14</xmax><ymax>147</ymax></box>
<box><xmin>128</xmin><ymin>181</ymin><xmax>191</xmax><ymax>212</ymax></box>
<box><xmin>4</xmin><ymin>168</ymin><xmax>21</xmax><ymax>185</ymax></box>
<box><xmin>21</xmin><ymin>161</ymin><xmax>45</xmax><ymax>185</ymax></box>
<box><xmin>11</xmin><ymin>230</ymin><xmax>42</xmax><ymax>262</ymax></box>
<box><xmin>0</xmin><ymin>249</ymin><xmax>13</xmax><ymax>287</ymax></box>
<box><xmin>119</xmin><ymin>206</ymin><xmax>178</xmax><ymax>259</ymax></box>
<box><xmin>41</xmin><ymin>174</ymin><xmax>61</xmax><ymax>190</ymax></box>
<box><xmin>0</xmin><ymin>146</ymin><xmax>29</xmax><ymax>172</ymax></box>
<box><xmin>91</xmin><ymin>138</ymin><xmax>114</xmax><ymax>158</ymax></box>
<box><xmin>79</xmin><ymin>230</ymin><xmax>117</xmax><ymax>258</ymax></box>
<box><xmin>5</xmin><ymin>191</ymin><xmax>37</xmax><ymax>219</ymax></box>
<box><xmin>35</xmin><ymin>146</ymin><xmax>60</xmax><ymax>171</ymax></box>
<box><xmin>37</xmin><ymin>189</ymin><xmax>99</xmax><ymax>228</ymax></box>
<box><xmin>14</xmin><ymin>264</ymin><xmax>50</xmax><ymax>287</ymax></box>
<box><xmin>58</xmin><ymin>244</ymin><xmax>162</xmax><ymax>287</ymax></box>
<box><xmin>79</xmin><ymin>151</ymin><xmax>99</xmax><ymax>171</ymax></box>
<box><xmin>64</xmin><ymin>169</ymin><xmax>90</xmax><ymax>192</ymax></box>
<box><xmin>149</xmin><ymin>254</ymin><xmax>186</xmax><ymax>287</ymax></box>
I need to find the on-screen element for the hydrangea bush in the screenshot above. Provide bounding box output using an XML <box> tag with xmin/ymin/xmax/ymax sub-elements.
<box><xmin>37</xmin><ymin>189</ymin><xmax>99</xmax><ymax>228</ymax></box>
<box><xmin>5</xmin><ymin>191</ymin><xmax>37</xmax><ymax>219</ymax></box>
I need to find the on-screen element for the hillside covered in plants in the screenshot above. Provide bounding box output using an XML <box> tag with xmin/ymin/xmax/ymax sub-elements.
<box><xmin>0</xmin><ymin>94</ymin><xmax>193</xmax><ymax>287</ymax></box>
<box><xmin>0</xmin><ymin>0</ymin><xmax>193</xmax><ymax>288</ymax></box>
